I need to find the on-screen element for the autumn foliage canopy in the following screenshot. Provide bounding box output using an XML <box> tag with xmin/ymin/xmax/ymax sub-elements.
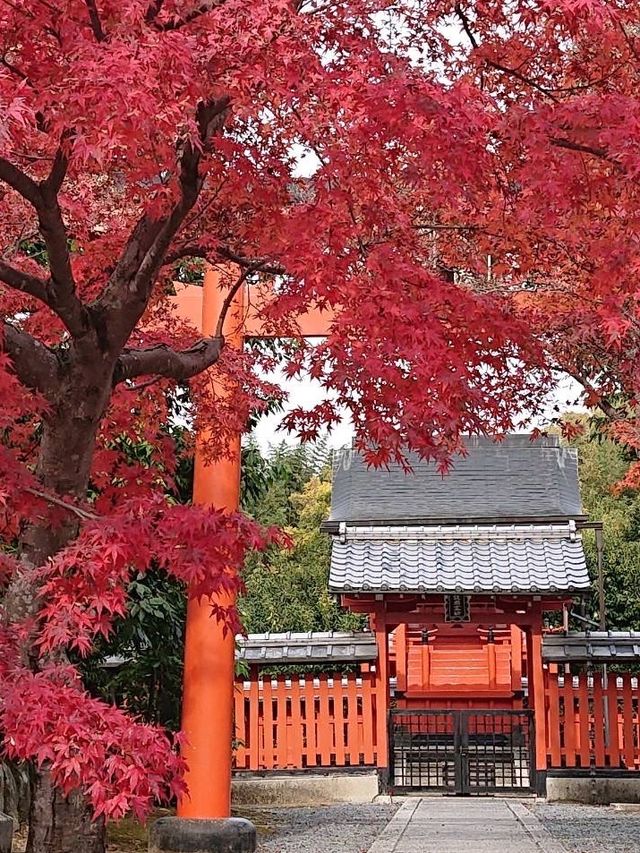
<box><xmin>0</xmin><ymin>0</ymin><xmax>639</xmax><ymax>825</ymax></box>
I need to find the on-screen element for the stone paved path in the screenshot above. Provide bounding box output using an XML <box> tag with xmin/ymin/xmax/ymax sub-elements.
<box><xmin>368</xmin><ymin>798</ymin><xmax>567</xmax><ymax>853</ymax></box>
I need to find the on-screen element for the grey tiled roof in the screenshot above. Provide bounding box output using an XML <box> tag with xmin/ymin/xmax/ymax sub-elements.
<box><xmin>330</xmin><ymin>435</ymin><xmax>582</xmax><ymax>523</ymax></box>
<box><xmin>543</xmin><ymin>631</ymin><xmax>640</xmax><ymax>662</ymax></box>
<box><xmin>329</xmin><ymin>523</ymin><xmax>590</xmax><ymax>594</ymax></box>
<box><xmin>236</xmin><ymin>631</ymin><xmax>378</xmax><ymax>664</ymax></box>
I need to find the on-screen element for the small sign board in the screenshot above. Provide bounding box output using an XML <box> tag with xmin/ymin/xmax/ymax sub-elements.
<box><xmin>444</xmin><ymin>594</ymin><xmax>471</xmax><ymax>623</ymax></box>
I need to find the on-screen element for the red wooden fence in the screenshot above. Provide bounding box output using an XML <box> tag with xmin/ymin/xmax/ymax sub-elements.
<box><xmin>234</xmin><ymin>666</ymin><xmax>640</xmax><ymax>773</ymax></box>
<box><xmin>233</xmin><ymin>671</ymin><xmax>381</xmax><ymax>771</ymax></box>
<box><xmin>545</xmin><ymin>669</ymin><xmax>640</xmax><ymax>769</ymax></box>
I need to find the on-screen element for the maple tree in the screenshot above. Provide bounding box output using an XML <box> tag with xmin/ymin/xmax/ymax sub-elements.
<box><xmin>428</xmin><ymin>2</ymin><xmax>640</xmax><ymax>465</ymax></box>
<box><xmin>2</xmin><ymin>0</ymin><xmax>634</xmax><ymax>851</ymax></box>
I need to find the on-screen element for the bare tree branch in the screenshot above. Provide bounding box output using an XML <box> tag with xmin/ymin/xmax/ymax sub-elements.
<box><xmin>488</xmin><ymin>59</ymin><xmax>560</xmax><ymax>103</ymax></box>
<box><xmin>36</xmin><ymin>204</ymin><xmax>88</xmax><ymax>338</ymax></box>
<box><xmin>455</xmin><ymin>4</ymin><xmax>559</xmax><ymax>102</ymax></box>
<box><xmin>1</xmin><ymin>321</ymin><xmax>59</xmax><ymax>394</ymax></box>
<box><xmin>43</xmin><ymin>136</ymin><xmax>72</xmax><ymax>195</ymax></box>
<box><xmin>162</xmin><ymin>244</ymin><xmax>210</xmax><ymax>265</ymax></box>
<box><xmin>34</xmin><ymin>142</ymin><xmax>91</xmax><ymax>337</ymax></box>
<box><xmin>0</xmin><ymin>56</ymin><xmax>28</xmax><ymax>81</ymax></box>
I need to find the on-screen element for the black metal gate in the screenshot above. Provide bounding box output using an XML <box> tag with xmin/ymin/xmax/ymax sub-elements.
<box><xmin>389</xmin><ymin>709</ymin><xmax>534</xmax><ymax>794</ymax></box>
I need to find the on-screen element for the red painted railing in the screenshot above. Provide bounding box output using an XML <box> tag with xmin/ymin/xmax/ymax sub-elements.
<box><xmin>233</xmin><ymin>671</ymin><xmax>381</xmax><ymax>771</ymax></box>
<box><xmin>546</xmin><ymin>669</ymin><xmax>640</xmax><ymax>769</ymax></box>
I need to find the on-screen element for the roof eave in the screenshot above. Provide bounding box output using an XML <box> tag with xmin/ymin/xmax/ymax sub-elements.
<box><xmin>330</xmin><ymin>587</ymin><xmax>590</xmax><ymax>596</ymax></box>
<box><xmin>321</xmin><ymin>514</ymin><xmax>589</xmax><ymax>534</ymax></box>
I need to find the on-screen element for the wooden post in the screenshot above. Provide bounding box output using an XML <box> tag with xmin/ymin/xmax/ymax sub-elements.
<box><xmin>510</xmin><ymin>625</ymin><xmax>523</xmax><ymax>692</ymax></box>
<box><xmin>525</xmin><ymin>616</ymin><xmax>547</xmax><ymax>775</ymax></box>
<box><xmin>487</xmin><ymin>631</ymin><xmax>497</xmax><ymax>688</ymax></box>
<box><xmin>373</xmin><ymin>609</ymin><xmax>389</xmax><ymax>770</ymax></box>
<box><xmin>396</xmin><ymin>624</ymin><xmax>407</xmax><ymax>693</ymax></box>
<box><xmin>178</xmin><ymin>268</ymin><xmax>245</xmax><ymax>819</ymax></box>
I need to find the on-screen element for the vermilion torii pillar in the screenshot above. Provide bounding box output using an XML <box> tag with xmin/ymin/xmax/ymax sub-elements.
<box><xmin>171</xmin><ymin>268</ymin><xmax>332</xmax><ymax>822</ymax></box>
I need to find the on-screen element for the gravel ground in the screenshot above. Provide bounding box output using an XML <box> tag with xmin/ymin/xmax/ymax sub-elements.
<box><xmin>251</xmin><ymin>803</ymin><xmax>400</xmax><ymax>853</ymax></box>
<box><xmin>531</xmin><ymin>802</ymin><xmax>640</xmax><ymax>852</ymax></box>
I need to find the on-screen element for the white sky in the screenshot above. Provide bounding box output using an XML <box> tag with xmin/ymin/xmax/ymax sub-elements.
<box><xmin>249</xmin><ymin>369</ymin><xmax>586</xmax><ymax>453</ymax></box>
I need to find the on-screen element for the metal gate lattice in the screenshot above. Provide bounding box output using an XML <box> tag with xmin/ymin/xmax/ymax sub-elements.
<box><xmin>389</xmin><ymin>709</ymin><xmax>534</xmax><ymax>794</ymax></box>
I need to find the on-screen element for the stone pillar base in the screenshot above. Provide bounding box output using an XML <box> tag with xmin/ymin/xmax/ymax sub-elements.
<box><xmin>149</xmin><ymin>817</ymin><xmax>256</xmax><ymax>853</ymax></box>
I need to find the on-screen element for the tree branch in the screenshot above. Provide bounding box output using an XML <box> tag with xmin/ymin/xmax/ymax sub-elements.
<box><xmin>114</xmin><ymin>262</ymin><xmax>253</xmax><ymax>384</ymax></box>
<box><xmin>162</xmin><ymin>244</ymin><xmax>285</xmax><ymax>278</ymax></box>
<box><xmin>43</xmin><ymin>137</ymin><xmax>72</xmax><ymax>195</ymax></box>
<box><xmin>0</xmin><ymin>56</ymin><xmax>28</xmax><ymax>82</ymax></box>
<box><xmin>37</xmin><ymin>165</ymin><xmax>89</xmax><ymax>337</ymax></box>
<box><xmin>144</xmin><ymin>0</ymin><xmax>165</xmax><ymax>22</ymax></box>
<box><xmin>0</xmin><ymin>157</ymin><xmax>40</xmax><ymax>206</ymax></box>
<box><xmin>568</xmin><ymin>369</ymin><xmax>626</xmax><ymax>422</ymax></box>
<box><xmin>455</xmin><ymin>5</ymin><xmax>559</xmax><ymax>102</ymax></box>
<box><xmin>1</xmin><ymin>321</ymin><xmax>59</xmax><ymax>395</ymax></box>
<box><xmin>0</xmin><ymin>144</ymin><xmax>89</xmax><ymax>337</ymax></box>
<box><xmin>114</xmin><ymin>337</ymin><xmax>223</xmax><ymax>384</ymax></box>
<box><xmin>549</xmin><ymin>136</ymin><xmax>623</xmax><ymax>169</ymax></box>
<box><xmin>97</xmin><ymin>98</ymin><xmax>231</xmax><ymax>352</ymax></box>
<box><xmin>155</xmin><ymin>0</ymin><xmax>227</xmax><ymax>30</ymax></box>
<box><xmin>454</xmin><ymin>4</ymin><xmax>478</xmax><ymax>49</ymax></box>
<box><xmin>25</xmin><ymin>487</ymin><xmax>99</xmax><ymax>521</ymax></box>
<box><xmin>216</xmin><ymin>246</ymin><xmax>284</xmax><ymax>276</ymax></box>
<box><xmin>0</xmin><ymin>260</ymin><xmax>50</xmax><ymax>304</ymax></box>
<box><xmin>83</xmin><ymin>0</ymin><xmax>106</xmax><ymax>41</ymax></box>
<box><xmin>485</xmin><ymin>59</ymin><xmax>560</xmax><ymax>103</ymax></box>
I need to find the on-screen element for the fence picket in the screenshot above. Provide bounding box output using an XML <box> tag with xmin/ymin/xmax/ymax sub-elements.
<box><xmin>262</xmin><ymin>678</ymin><xmax>274</xmax><ymax>769</ymax></box>
<box><xmin>345</xmin><ymin>675</ymin><xmax>359</xmax><ymax>765</ymax></box>
<box><xmin>562</xmin><ymin>673</ymin><xmax>576</xmax><ymax>767</ymax></box>
<box><xmin>578</xmin><ymin>672</ymin><xmax>590</xmax><ymax>768</ymax></box>
<box><xmin>289</xmin><ymin>677</ymin><xmax>303</xmax><ymax>770</ymax></box>
<box><xmin>547</xmin><ymin>667</ymin><xmax>562</xmax><ymax>766</ymax></box>
<box><xmin>249</xmin><ymin>676</ymin><xmax>260</xmax><ymax>771</ymax></box>
<box><xmin>606</xmin><ymin>676</ymin><xmax>621</xmax><ymax>767</ymax></box>
<box><xmin>362</xmin><ymin>671</ymin><xmax>376</xmax><ymax>765</ymax></box>
<box><xmin>317</xmin><ymin>675</ymin><xmax>333</xmax><ymax>766</ymax></box>
<box><xmin>234</xmin><ymin>683</ymin><xmax>247</xmax><ymax>769</ymax></box>
<box><xmin>622</xmin><ymin>674</ymin><xmax>635</xmax><ymax>770</ymax></box>
<box><xmin>593</xmin><ymin>674</ymin><xmax>606</xmax><ymax>766</ymax></box>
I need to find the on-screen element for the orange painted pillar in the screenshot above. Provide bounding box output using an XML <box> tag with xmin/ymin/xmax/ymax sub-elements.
<box><xmin>525</xmin><ymin>616</ymin><xmax>547</xmax><ymax>774</ymax></box>
<box><xmin>395</xmin><ymin>625</ymin><xmax>407</xmax><ymax>693</ymax></box>
<box><xmin>373</xmin><ymin>609</ymin><xmax>389</xmax><ymax>769</ymax></box>
<box><xmin>178</xmin><ymin>268</ymin><xmax>245</xmax><ymax>818</ymax></box>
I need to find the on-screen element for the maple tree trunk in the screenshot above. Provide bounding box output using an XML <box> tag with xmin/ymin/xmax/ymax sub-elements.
<box><xmin>26</xmin><ymin>771</ymin><xmax>105</xmax><ymax>853</ymax></box>
<box><xmin>19</xmin><ymin>370</ymin><xmax>113</xmax><ymax>853</ymax></box>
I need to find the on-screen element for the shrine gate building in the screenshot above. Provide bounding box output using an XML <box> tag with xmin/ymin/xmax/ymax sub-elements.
<box><xmin>323</xmin><ymin>434</ymin><xmax>590</xmax><ymax>795</ymax></box>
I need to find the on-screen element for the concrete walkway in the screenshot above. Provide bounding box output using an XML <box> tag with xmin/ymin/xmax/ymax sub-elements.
<box><xmin>368</xmin><ymin>798</ymin><xmax>568</xmax><ymax>853</ymax></box>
